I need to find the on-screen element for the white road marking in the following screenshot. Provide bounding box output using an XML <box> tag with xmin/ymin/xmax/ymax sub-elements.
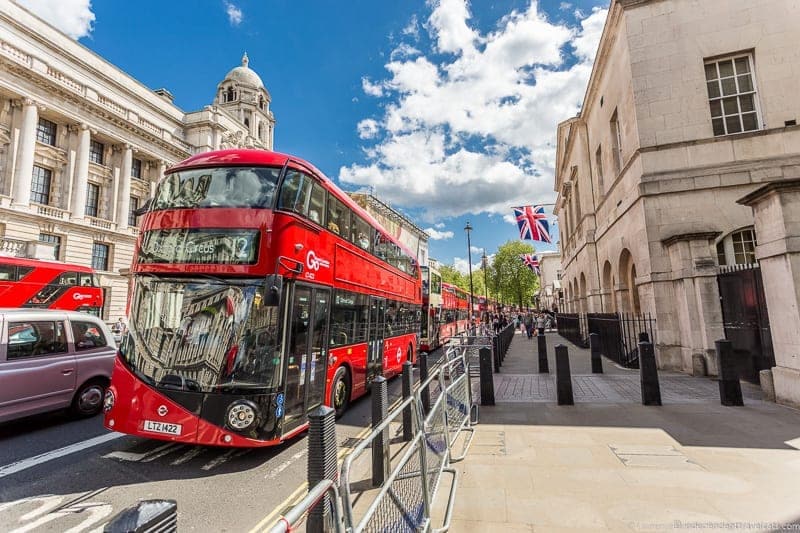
<box><xmin>200</xmin><ymin>449</ymin><xmax>249</xmax><ymax>471</ymax></box>
<box><xmin>0</xmin><ymin>495</ymin><xmax>63</xmax><ymax>519</ymax></box>
<box><xmin>265</xmin><ymin>450</ymin><xmax>307</xmax><ymax>479</ymax></box>
<box><xmin>140</xmin><ymin>443</ymin><xmax>183</xmax><ymax>463</ymax></box>
<box><xmin>0</xmin><ymin>433</ymin><xmax>123</xmax><ymax>479</ymax></box>
<box><xmin>169</xmin><ymin>446</ymin><xmax>207</xmax><ymax>465</ymax></box>
<box><xmin>103</xmin><ymin>441</ymin><xmax>177</xmax><ymax>462</ymax></box>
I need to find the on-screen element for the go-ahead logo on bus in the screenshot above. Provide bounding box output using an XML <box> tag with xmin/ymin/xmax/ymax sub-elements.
<box><xmin>73</xmin><ymin>293</ymin><xmax>93</xmax><ymax>301</ymax></box>
<box><xmin>306</xmin><ymin>250</ymin><xmax>331</xmax><ymax>271</ymax></box>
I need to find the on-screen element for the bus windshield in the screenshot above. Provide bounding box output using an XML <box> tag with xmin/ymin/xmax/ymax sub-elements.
<box><xmin>153</xmin><ymin>166</ymin><xmax>281</xmax><ymax>210</ymax></box>
<box><xmin>120</xmin><ymin>276</ymin><xmax>283</xmax><ymax>392</ymax></box>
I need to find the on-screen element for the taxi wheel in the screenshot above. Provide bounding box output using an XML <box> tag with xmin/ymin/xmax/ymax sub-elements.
<box><xmin>331</xmin><ymin>367</ymin><xmax>350</xmax><ymax>418</ymax></box>
<box><xmin>71</xmin><ymin>379</ymin><xmax>107</xmax><ymax>417</ymax></box>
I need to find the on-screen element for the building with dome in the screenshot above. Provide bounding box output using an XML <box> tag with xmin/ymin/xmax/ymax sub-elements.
<box><xmin>0</xmin><ymin>1</ymin><xmax>275</xmax><ymax>320</ymax></box>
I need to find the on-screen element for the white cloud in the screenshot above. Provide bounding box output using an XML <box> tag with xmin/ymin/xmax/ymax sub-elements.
<box><xmin>357</xmin><ymin>119</ymin><xmax>380</xmax><ymax>139</ymax></box>
<box><xmin>402</xmin><ymin>14</ymin><xmax>420</xmax><ymax>40</ymax></box>
<box><xmin>559</xmin><ymin>2</ymin><xmax>573</xmax><ymax>10</ymax></box>
<box><xmin>424</xmin><ymin>228</ymin><xmax>454</xmax><ymax>240</ymax></box>
<box><xmin>340</xmin><ymin>1</ymin><xmax>609</xmax><ymax>222</ymax></box>
<box><xmin>453</xmin><ymin>257</ymin><xmax>483</xmax><ymax>276</ymax></box>
<box><xmin>435</xmin><ymin>222</ymin><xmax>445</xmax><ymax>229</ymax></box>
<box><xmin>224</xmin><ymin>1</ymin><xmax>243</xmax><ymax>26</ymax></box>
<box><xmin>361</xmin><ymin>78</ymin><xmax>384</xmax><ymax>97</ymax></box>
<box><xmin>17</xmin><ymin>0</ymin><xmax>95</xmax><ymax>39</ymax></box>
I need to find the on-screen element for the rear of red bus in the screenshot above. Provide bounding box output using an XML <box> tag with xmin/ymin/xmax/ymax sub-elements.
<box><xmin>0</xmin><ymin>257</ymin><xmax>103</xmax><ymax>315</ymax></box>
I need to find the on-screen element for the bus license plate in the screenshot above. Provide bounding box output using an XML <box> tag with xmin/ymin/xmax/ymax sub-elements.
<box><xmin>143</xmin><ymin>420</ymin><xmax>182</xmax><ymax>436</ymax></box>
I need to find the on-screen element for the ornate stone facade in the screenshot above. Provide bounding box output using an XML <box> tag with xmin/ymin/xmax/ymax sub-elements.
<box><xmin>554</xmin><ymin>0</ymin><xmax>800</xmax><ymax>405</ymax></box>
<box><xmin>0</xmin><ymin>2</ymin><xmax>275</xmax><ymax>320</ymax></box>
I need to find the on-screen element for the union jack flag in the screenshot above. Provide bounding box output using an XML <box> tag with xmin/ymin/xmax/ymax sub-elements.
<box><xmin>520</xmin><ymin>253</ymin><xmax>540</xmax><ymax>275</ymax></box>
<box><xmin>513</xmin><ymin>205</ymin><xmax>551</xmax><ymax>243</ymax></box>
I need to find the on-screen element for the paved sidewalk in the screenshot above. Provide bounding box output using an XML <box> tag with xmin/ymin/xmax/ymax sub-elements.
<box><xmin>434</xmin><ymin>331</ymin><xmax>800</xmax><ymax>532</ymax></box>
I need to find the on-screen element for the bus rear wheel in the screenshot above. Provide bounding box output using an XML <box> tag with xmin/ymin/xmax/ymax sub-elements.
<box><xmin>331</xmin><ymin>367</ymin><xmax>350</xmax><ymax>418</ymax></box>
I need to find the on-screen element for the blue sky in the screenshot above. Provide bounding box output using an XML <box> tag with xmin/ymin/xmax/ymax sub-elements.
<box><xmin>20</xmin><ymin>0</ymin><xmax>609</xmax><ymax>272</ymax></box>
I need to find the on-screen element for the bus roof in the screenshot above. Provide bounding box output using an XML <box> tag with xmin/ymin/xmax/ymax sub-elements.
<box><xmin>0</xmin><ymin>256</ymin><xmax>94</xmax><ymax>272</ymax></box>
<box><xmin>167</xmin><ymin>149</ymin><xmax>420</xmax><ymax>267</ymax></box>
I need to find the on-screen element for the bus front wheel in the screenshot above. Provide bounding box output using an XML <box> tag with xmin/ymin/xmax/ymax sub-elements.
<box><xmin>331</xmin><ymin>366</ymin><xmax>350</xmax><ymax>418</ymax></box>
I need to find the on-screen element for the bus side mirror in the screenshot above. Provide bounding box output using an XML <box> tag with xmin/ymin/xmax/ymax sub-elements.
<box><xmin>133</xmin><ymin>198</ymin><xmax>153</xmax><ymax>216</ymax></box>
<box><xmin>265</xmin><ymin>275</ymin><xmax>282</xmax><ymax>306</ymax></box>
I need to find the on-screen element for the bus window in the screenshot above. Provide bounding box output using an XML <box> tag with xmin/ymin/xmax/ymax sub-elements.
<box><xmin>153</xmin><ymin>167</ymin><xmax>279</xmax><ymax>210</ymax></box>
<box><xmin>0</xmin><ymin>265</ymin><xmax>14</xmax><ymax>281</ymax></box>
<box><xmin>326</xmin><ymin>196</ymin><xmax>345</xmax><ymax>235</ymax></box>
<box><xmin>278</xmin><ymin>170</ymin><xmax>314</xmax><ymax>217</ymax></box>
<box><xmin>353</xmin><ymin>217</ymin><xmax>371</xmax><ymax>251</ymax></box>
<box><xmin>59</xmin><ymin>272</ymin><xmax>79</xmax><ymax>286</ymax></box>
<box><xmin>308</xmin><ymin>182</ymin><xmax>326</xmax><ymax>226</ymax></box>
<box><xmin>79</xmin><ymin>273</ymin><xmax>95</xmax><ymax>286</ymax></box>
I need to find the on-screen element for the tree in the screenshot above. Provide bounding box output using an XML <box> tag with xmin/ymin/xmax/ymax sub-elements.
<box><xmin>439</xmin><ymin>264</ymin><xmax>467</xmax><ymax>290</ymax></box>
<box><xmin>491</xmin><ymin>240</ymin><xmax>539</xmax><ymax>309</ymax></box>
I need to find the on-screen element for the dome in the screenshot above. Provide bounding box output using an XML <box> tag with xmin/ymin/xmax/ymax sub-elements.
<box><xmin>222</xmin><ymin>53</ymin><xmax>264</xmax><ymax>89</ymax></box>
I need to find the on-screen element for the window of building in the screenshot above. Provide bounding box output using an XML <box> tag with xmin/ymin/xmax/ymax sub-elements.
<box><xmin>36</xmin><ymin>118</ymin><xmax>57</xmax><ymax>146</ymax></box>
<box><xmin>85</xmin><ymin>183</ymin><xmax>100</xmax><ymax>217</ymax></box>
<box><xmin>31</xmin><ymin>166</ymin><xmax>52</xmax><ymax>205</ymax></box>
<box><xmin>595</xmin><ymin>145</ymin><xmax>604</xmax><ymax>194</ymax></box>
<box><xmin>89</xmin><ymin>140</ymin><xmax>104</xmax><ymax>165</ymax></box>
<box><xmin>92</xmin><ymin>242</ymin><xmax>110</xmax><ymax>271</ymax></box>
<box><xmin>705</xmin><ymin>54</ymin><xmax>760</xmax><ymax>136</ymax></box>
<box><xmin>39</xmin><ymin>233</ymin><xmax>62</xmax><ymax>260</ymax></box>
<box><xmin>129</xmin><ymin>197</ymin><xmax>139</xmax><ymax>227</ymax></box>
<box><xmin>716</xmin><ymin>240</ymin><xmax>726</xmax><ymax>266</ymax></box>
<box><xmin>132</xmin><ymin>158</ymin><xmax>142</xmax><ymax>179</ymax></box>
<box><xmin>732</xmin><ymin>228</ymin><xmax>757</xmax><ymax>265</ymax></box>
<box><xmin>610</xmin><ymin>109</ymin><xmax>622</xmax><ymax>175</ymax></box>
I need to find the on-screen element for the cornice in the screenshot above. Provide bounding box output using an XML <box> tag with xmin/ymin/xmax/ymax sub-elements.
<box><xmin>737</xmin><ymin>178</ymin><xmax>800</xmax><ymax>207</ymax></box>
<box><xmin>661</xmin><ymin>231</ymin><xmax>722</xmax><ymax>247</ymax></box>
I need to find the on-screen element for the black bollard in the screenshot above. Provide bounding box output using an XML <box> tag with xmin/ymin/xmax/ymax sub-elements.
<box><xmin>589</xmin><ymin>332</ymin><xmax>603</xmax><ymax>373</ymax></box>
<box><xmin>639</xmin><ymin>341</ymin><xmax>662</xmax><ymax>406</ymax></box>
<box><xmin>479</xmin><ymin>347</ymin><xmax>495</xmax><ymax>406</ymax></box>
<box><xmin>307</xmin><ymin>405</ymin><xmax>338</xmax><ymax>533</ymax></box>
<box><xmin>493</xmin><ymin>335</ymin><xmax>501</xmax><ymax>371</ymax></box>
<box><xmin>402</xmin><ymin>361</ymin><xmax>414</xmax><ymax>442</ymax></box>
<box><xmin>419</xmin><ymin>351</ymin><xmax>430</xmax><ymax>413</ymax></box>
<box><xmin>716</xmin><ymin>339</ymin><xmax>744</xmax><ymax>406</ymax></box>
<box><xmin>537</xmin><ymin>333</ymin><xmax>549</xmax><ymax>373</ymax></box>
<box><xmin>371</xmin><ymin>376</ymin><xmax>390</xmax><ymax>486</ymax></box>
<box><xmin>555</xmin><ymin>344</ymin><xmax>574</xmax><ymax>405</ymax></box>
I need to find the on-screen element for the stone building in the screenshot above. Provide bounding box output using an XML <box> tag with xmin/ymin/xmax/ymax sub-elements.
<box><xmin>553</xmin><ymin>0</ymin><xmax>800</xmax><ymax>406</ymax></box>
<box><xmin>534</xmin><ymin>250</ymin><xmax>562</xmax><ymax>312</ymax></box>
<box><xmin>0</xmin><ymin>2</ymin><xmax>275</xmax><ymax>320</ymax></box>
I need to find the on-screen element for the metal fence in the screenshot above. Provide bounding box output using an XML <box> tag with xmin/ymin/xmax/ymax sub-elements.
<box><xmin>269</xmin><ymin>349</ymin><xmax>477</xmax><ymax>533</ymax></box>
<box><xmin>557</xmin><ymin>312</ymin><xmax>657</xmax><ymax>369</ymax></box>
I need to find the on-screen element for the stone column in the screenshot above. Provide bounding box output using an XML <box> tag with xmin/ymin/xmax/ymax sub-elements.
<box><xmin>70</xmin><ymin>124</ymin><xmax>91</xmax><ymax>219</ymax></box>
<box><xmin>11</xmin><ymin>98</ymin><xmax>39</xmax><ymax>207</ymax></box>
<box><xmin>738</xmin><ymin>181</ymin><xmax>800</xmax><ymax>409</ymax></box>
<box><xmin>660</xmin><ymin>233</ymin><xmax>724</xmax><ymax>374</ymax></box>
<box><xmin>116</xmin><ymin>144</ymin><xmax>133</xmax><ymax>230</ymax></box>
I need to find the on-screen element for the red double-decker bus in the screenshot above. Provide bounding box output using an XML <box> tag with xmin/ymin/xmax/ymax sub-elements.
<box><xmin>103</xmin><ymin>149</ymin><xmax>422</xmax><ymax>447</ymax></box>
<box><xmin>419</xmin><ymin>264</ymin><xmax>442</xmax><ymax>352</ymax></box>
<box><xmin>439</xmin><ymin>282</ymin><xmax>469</xmax><ymax>345</ymax></box>
<box><xmin>0</xmin><ymin>256</ymin><xmax>103</xmax><ymax>315</ymax></box>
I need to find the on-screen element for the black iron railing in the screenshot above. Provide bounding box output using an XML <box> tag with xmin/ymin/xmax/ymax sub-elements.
<box><xmin>557</xmin><ymin>312</ymin><xmax>656</xmax><ymax>368</ymax></box>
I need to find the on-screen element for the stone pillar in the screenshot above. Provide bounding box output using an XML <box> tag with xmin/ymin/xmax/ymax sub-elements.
<box><xmin>660</xmin><ymin>233</ymin><xmax>724</xmax><ymax>374</ymax></box>
<box><xmin>11</xmin><ymin>99</ymin><xmax>39</xmax><ymax>207</ymax></box>
<box><xmin>70</xmin><ymin>124</ymin><xmax>91</xmax><ymax>219</ymax></box>
<box><xmin>116</xmin><ymin>144</ymin><xmax>133</xmax><ymax>230</ymax></box>
<box><xmin>738</xmin><ymin>181</ymin><xmax>800</xmax><ymax>409</ymax></box>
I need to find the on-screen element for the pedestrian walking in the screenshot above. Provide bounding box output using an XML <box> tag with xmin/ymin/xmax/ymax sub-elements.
<box><xmin>524</xmin><ymin>313</ymin><xmax>534</xmax><ymax>340</ymax></box>
<box><xmin>536</xmin><ymin>312</ymin><xmax>546</xmax><ymax>336</ymax></box>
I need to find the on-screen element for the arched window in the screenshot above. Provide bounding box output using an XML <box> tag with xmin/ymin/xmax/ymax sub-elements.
<box><xmin>226</xmin><ymin>86</ymin><xmax>234</xmax><ymax>102</ymax></box>
<box><xmin>716</xmin><ymin>227</ymin><xmax>757</xmax><ymax>266</ymax></box>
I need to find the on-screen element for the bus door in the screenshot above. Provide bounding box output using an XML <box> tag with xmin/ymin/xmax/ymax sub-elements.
<box><xmin>366</xmin><ymin>297</ymin><xmax>386</xmax><ymax>385</ymax></box>
<box><xmin>282</xmin><ymin>284</ymin><xmax>330</xmax><ymax>434</ymax></box>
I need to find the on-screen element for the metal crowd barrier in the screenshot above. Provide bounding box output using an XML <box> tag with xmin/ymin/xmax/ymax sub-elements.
<box><xmin>267</xmin><ymin>350</ymin><xmax>477</xmax><ymax>532</ymax></box>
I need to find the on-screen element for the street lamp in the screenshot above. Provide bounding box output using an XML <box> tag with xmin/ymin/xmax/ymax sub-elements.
<box><xmin>481</xmin><ymin>248</ymin><xmax>488</xmax><ymax>299</ymax></box>
<box><xmin>464</xmin><ymin>221</ymin><xmax>474</xmax><ymax>321</ymax></box>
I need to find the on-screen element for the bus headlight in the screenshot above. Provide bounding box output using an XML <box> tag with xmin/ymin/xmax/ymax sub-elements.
<box><xmin>226</xmin><ymin>401</ymin><xmax>259</xmax><ymax>431</ymax></box>
<box><xmin>103</xmin><ymin>389</ymin><xmax>115</xmax><ymax>412</ymax></box>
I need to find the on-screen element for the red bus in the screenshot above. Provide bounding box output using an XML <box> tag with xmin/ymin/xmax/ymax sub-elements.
<box><xmin>419</xmin><ymin>264</ymin><xmax>442</xmax><ymax>352</ymax></box>
<box><xmin>103</xmin><ymin>149</ymin><xmax>422</xmax><ymax>447</ymax></box>
<box><xmin>0</xmin><ymin>256</ymin><xmax>103</xmax><ymax>315</ymax></box>
<box><xmin>439</xmin><ymin>282</ymin><xmax>469</xmax><ymax>345</ymax></box>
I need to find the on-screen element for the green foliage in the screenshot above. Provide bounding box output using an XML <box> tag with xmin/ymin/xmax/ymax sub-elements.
<box><xmin>490</xmin><ymin>240</ymin><xmax>540</xmax><ymax>308</ymax></box>
<box><xmin>439</xmin><ymin>264</ymin><xmax>467</xmax><ymax>289</ymax></box>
